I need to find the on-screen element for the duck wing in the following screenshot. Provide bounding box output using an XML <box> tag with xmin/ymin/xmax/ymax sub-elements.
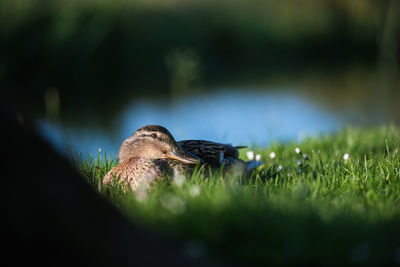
<box><xmin>177</xmin><ymin>140</ymin><xmax>246</xmax><ymax>167</ymax></box>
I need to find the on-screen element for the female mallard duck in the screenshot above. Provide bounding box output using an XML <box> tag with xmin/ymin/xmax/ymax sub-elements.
<box><xmin>103</xmin><ymin>125</ymin><xmax>262</xmax><ymax>191</ymax></box>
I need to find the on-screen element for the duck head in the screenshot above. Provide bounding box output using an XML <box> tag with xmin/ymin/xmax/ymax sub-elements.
<box><xmin>119</xmin><ymin>125</ymin><xmax>201</xmax><ymax>164</ymax></box>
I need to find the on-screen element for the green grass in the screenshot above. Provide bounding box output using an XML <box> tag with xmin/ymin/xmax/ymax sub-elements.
<box><xmin>79</xmin><ymin>126</ymin><xmax>400</xmax><ymax>265</ymax></box>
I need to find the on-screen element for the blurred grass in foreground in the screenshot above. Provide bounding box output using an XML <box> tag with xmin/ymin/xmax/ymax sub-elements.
<box><xmin>79</xmin><ymin>126</ymin><xmax>400</xmax><ymax>265</ymax></box>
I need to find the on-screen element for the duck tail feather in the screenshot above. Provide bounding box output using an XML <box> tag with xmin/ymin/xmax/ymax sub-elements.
<box><xmin>246</xmin><ymin>160</ymin><xmax>263</xmax><ymax>172</ymax></box>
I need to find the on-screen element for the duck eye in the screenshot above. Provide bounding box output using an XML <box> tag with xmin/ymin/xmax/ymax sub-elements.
<box><xmin>151</xmin><ymin>133</ymin><xmax>157</xmax><ymax>139</ymax></box>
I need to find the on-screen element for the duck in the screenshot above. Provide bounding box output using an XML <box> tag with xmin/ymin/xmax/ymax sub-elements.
<box><xmin>102</xmin><ymin>125</ymin><xmax>263</xmax><ymax>191</ymax></box>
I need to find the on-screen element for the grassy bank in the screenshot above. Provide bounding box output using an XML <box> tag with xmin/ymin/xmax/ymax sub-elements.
<box><xmin>80</xmin><ymin>126</ymin><xmax>400</xmax><ymax>265</ymax></box>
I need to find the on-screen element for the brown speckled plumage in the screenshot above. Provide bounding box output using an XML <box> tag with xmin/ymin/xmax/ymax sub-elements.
<box><xmin>103</xmin><ymin>125</ymin><xmax>262</xmax><ymax>191</ymax></box>
<box><xmin>103</xmin><ymin>158</ymin><xmax>173</xmax><ymax>190</ymax></box>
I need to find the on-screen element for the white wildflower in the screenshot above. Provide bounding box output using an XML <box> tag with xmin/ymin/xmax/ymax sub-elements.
<box><xmin>297</xmin><ymin>160</ymin><xmax>303</xmax><ymax>167</ymax></box>
<box><xmin>98</xmin><ymin>147</ymin><xmax>102</xmax><ymax>153</ymax></box>
<box><xmin>255</xmin><ymin>154</ymin><xmax>262</xmax><ymax>161</ymax></box>
<box><xmin>189</xmin><ymin>185</ymin><xmax>201</xmax><ymax>197</ymax></box>
<box><xmin>246</xmin><ymin>151</ymin><xmax>254</xmax><ymax>160</ymax></box>
<box><xmin>343</xmin><ymin>153</ymin><xmax>350</xmax><ymax>161</ymax></box>
<box><xmin>161</xmin><ymin>195</ymin><xmax>186</xmax><ymax>214</ymax></box>
<box><xmin>135</xmin><ymin>186</ymin><xmax>148</xmax><ymax>202</ymax></box>
<box><xmin>277</xmin><ymin>165</ymin><xmax>283</xmax><ymax>172</ymax></box>
<box><xmin>173</xmin><ymin>174</ymin><xmax>185</xmax><ymax>187</ymax></box>
<box><xmin>269</xmin><ymin>152</ymin><xmax>276</xmax><ymax>159</ymax></box>
<box><xmin>295</xmin><ymin>147</ymin><xmax>301</xmax><ymax>154</ymax></box>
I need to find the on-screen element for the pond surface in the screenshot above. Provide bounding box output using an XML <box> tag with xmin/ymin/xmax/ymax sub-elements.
<box><xmin>37</xmin><ymin>87</ymin><xmax>387</xmax><ymax>158</ymax></box>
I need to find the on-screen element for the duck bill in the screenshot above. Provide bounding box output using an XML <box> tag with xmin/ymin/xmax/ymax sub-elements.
<box><xmin>166</xmin><ymin>147</ymin><xmax>200</xmax><ymax>164</ymax></box>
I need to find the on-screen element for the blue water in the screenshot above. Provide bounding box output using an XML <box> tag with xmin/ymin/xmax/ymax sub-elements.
<box><xmin>38</xmin><ymin>89</ymin><xmax>361</xmax><ymax>158</ymax></box>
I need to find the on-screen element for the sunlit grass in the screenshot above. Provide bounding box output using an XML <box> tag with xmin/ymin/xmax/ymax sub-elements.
<box><xmin>78</xmin><ymin>126</ymin><xmax>400</xmax><ymax>265</ymax></box>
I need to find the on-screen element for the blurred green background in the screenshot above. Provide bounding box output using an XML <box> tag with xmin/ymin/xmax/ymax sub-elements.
<box><xmin>1</xmin><ymin>0</ymin><xmax>399</xmax><ymax>154</ymax></box>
